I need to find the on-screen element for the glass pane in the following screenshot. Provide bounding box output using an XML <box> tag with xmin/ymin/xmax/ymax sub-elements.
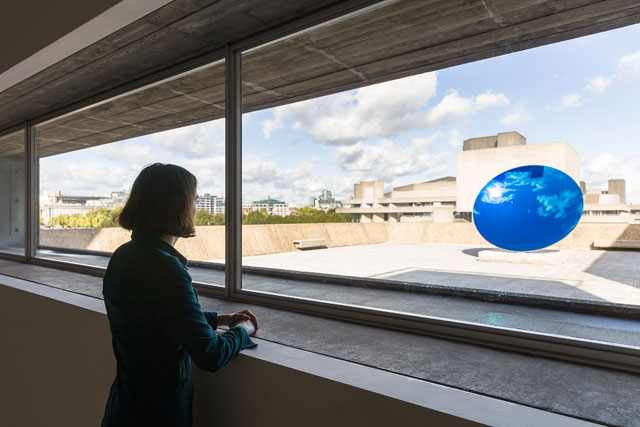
<box><xmin>0</xmin><ymin>129</ymin><xmax>25</xmax><ymax>256</ymax></box>
<box><xmin>36</xmin><ymin>60</ymin><xmax>226</xmax><ymax>286</ymax></box>
<box><xmin>240</xmin><ymin>1</ymin><xmax>640</xmax><ymax>347</ymax></box>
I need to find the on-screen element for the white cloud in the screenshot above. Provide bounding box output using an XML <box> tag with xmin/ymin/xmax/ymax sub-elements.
<box><xmin>474</xmin><ymin>91</ymin><xmax>511</xmax><ymax>110</ymax></box>
<box><xmin>261</xmin><ymin>72</ymin><xmax>509</xmax><ymax>144</ymax></box>
<box><xmin>262</xmin><ymin>73</ymin><xmax>438</xmax><ymax>144</ymax></box>
<box><xmin>481</xmin><ymin>182</ymin><xmax>514</xmax><ymax>204</ymax></box>
<box><xmin>585</xmin><ymin>75</ymin><xmax>611</xmax><ymax>95</ymax></box>
<box><xmin>332</xmin><ymin>135</ymin><xmax>451</xmax><ymax>182</ymax></box>
<box><xmin>555</xmin><ymin>93</ymin><xmax>582</xmax><ymax>110</ymax></box>
<box><xmin>40</xmin><ymin>161</ymin><xmax>129</xmax><ymax>196</ymax></box>
<box><xmin>616</xmin><ymin>50</ymin><xmax>640</xmax><ymax>81</ymax></box>
<box><xmin>242</xmin><ymin>134</ymin><xmax>454</xmax><ymax>204</ymax></box>
<box><xmin>447</xmin><ymin>129</ymin><xmax>464</xmax><ymax>148</ymax></box>
<box><xmin>149</xmin><ymin>120</ymin><xmax>224</xmax><ymax>159</ymax></box>
<box><xmin>500</xmin><ymin>102</ymin><xmax>533</xmax><ymax>125</ymax></box>
<box><xmin>182</xmin><ymin>156</ymin><xmax>226</xmax><ymax>195</ymax></box>
<box><xmin>242</xmin><ymin>153</ymin><xmax>354</xmax><ymax>203</ymax></box>
<box><xmin>536</xmin><ymin>190</ymin><xmax>582</xmax><ymax>219</ymax></box>
<box><xmin>582</xmin><ymin>49</ymin><xmax>640</xmax><ymax>96</ymax></box>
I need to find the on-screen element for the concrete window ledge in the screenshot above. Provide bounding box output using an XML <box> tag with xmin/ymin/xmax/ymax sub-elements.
<box><xmin>0</xmin><ymin>274</ymin><xmax>596</xmax><ymax>427</ymax></box>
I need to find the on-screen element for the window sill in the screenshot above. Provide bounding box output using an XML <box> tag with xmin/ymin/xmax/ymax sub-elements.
<box><xmin>0</xmin><ymin>260</ymin><xmax>638</xmax><ymax>425</ymax></box>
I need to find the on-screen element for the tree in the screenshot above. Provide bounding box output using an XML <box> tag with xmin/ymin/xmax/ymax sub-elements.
<box><xmin>87</xmin><ymin>207</ymin><xmax>115</xmax><ymax>228</ymax></box>
<box><xmin>195</xmin><ymin>209</ymin><xmax>215</xmax><ymax>226</ymax></box>
<box><xmin>49</xmin><ymin>207</ymin><xmax>122</xmax><ymax>229</ymax></box>
<box><xmin>243</xmin><ymin>210</ymin><xmax>269</xmax><ymax>225</ymax></box>
<box><xmin>238</xmin><ymin>206</ymin><xmax>350</xmax><ymax>225</ymax></box>
<box><xmin>50</xmin><ymin>214</ymin><xmax>70</xmax><ymax>228</ymax></box>
<box><xmin>69</xmin><ymin>213</ymin><xmax>90</xmax><ymax>228</ymax></box>
<box><xmin>211</xmin><ymin>213</ymin><xmax>225</xmax><ymax>225</ymax></box>
<box><xmin>110</xmin><ymin>206</ymin><xmax>123</xmax><ymax>225</ymax></box>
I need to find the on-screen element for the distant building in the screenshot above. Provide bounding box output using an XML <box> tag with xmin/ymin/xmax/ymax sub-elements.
<box><xmin>339</xmin><ymin>132</ymin><xmax>638</xmax><ymax>224</ymax></box>
<box><xmin>581</xmin><ymin>179</ymin><xmax>639</xmax><ymax>222</ymax></box>
<box><xmin>110</xmin><ymin>190</ymin><xmax>130</xmax><ymax>205</ymax></box>
<box><xmin>337</xmin><ymin>178</ymin><xmax>457</xmax><ymax>223</ymax></box>
<box><xmin>456</xmin><ymin>131</ymin><xmax>579</xmax><ymax>213</ymax></box>
<box><xmin>39</xmin><ymin>190</ymin><xmax>123</xmax><ymax>225</ymax></box>
<box><xmin>309</xmin><ymin>190</ymin><xmax>342</xmax><ymax>210</ymax></box>
<box><xmin>196</xmin><ymin>193</ymin><xmax>225</xmax><ymax>215</ymax></box>
<box><xmin>243</xmin><ymin>197</ymin><xmax>295</xmax><ymax>217</ymax></box>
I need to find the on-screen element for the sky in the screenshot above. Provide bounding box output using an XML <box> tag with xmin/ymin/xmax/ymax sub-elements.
<box><xmin>40</xmin><ymin>23</ymin><xmax>640</xmax><ymax>204</ymax></box>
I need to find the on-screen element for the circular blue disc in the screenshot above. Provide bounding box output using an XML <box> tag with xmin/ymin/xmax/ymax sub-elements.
<box><xmin>473</xmin><ymin>165</ymin><xmax>584</xmax><ymax>252</ymax></box>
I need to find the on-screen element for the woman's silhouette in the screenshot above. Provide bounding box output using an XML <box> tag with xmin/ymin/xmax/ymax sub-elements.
<box><xmin>102</xmin><ymin>163</ymin><xmax>258</xmax><ymax>427</ymax></box>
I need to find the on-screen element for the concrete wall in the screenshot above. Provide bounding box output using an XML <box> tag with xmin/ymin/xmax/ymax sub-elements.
<box><xmin>608</xmin><ymin>179</ymin><xmax>626</xmax><ymax>204</ymax></box>
<box><xmin>354</xmin><ymin>180</ymin><xmax>385</xmax><ymax>201</ymax></box>
<box><xmin>0</xmin><ymin>283</ymin><xmax>115</xmax><ymax>427</ymax></box>
<box><xmin>389</xmin><ymin>179</ymin><xmax>457</xmax><ymax>199</ymax></box>
<box><xmin>0</xmin><ymin>280</ymin><xmax>476</xmax><ymax>427</ymax></box>
<box><xmin>0</xmin><ymin>155</ymin><xmax>25</xmax><ymax>251</ymax></box>
<box><xmin>462</xmin><ymin>132</ymin><xmax>526</xmax><ymax>151</ymax></box>
<box><xmin>39</xmin><ymin>222</ymin><xmax>640</xmax><ymax>261</ymax></box>
<box><xmin>456</xmin><ymin>141</ymin><xmax>580</xmax><ymax>212</ymax></box>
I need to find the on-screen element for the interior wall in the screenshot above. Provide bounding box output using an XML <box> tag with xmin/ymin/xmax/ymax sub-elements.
<box><xmin>0</xmin><ymin>156</ymin><xmax>25</xmax><ymax>249</ymax></box>
<box><xmin>0</xmin><ymin>281</ymin><xmax>476</xmax><ymax>427</ymax></box>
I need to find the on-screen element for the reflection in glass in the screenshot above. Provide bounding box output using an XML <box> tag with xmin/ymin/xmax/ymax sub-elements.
<box><xmin>473</xmin><ymin>165</ymin><xmax>583</xmax><ymax>251</ymax></box>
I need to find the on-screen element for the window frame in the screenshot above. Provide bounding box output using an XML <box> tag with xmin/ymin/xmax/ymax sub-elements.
<box><xmin>0</xmin><ymin>0</ymin><xmax>638</xmax><ymax>373</ymax></box>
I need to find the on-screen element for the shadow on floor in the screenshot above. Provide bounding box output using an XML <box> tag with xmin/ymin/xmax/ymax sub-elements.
<box><xmin>382</xmin><ymin>268</ymin><xmax>607</xmax><ymax>302</ymax></box>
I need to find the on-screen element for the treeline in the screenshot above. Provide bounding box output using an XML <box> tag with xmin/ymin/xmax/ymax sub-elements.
<box><xmin>47</xmin><ymin>207</ymin><xmax>122</xmax><ymax>228</ymax></box>
<box><xmin>47</xmin><ymin>206</ymin><xmax>351</xmax><ymax>229</ymax></box>
<box><xmin>196</xmin><ymin>207</ymin><xmax>351</xmax><ymax>225</ymax></box>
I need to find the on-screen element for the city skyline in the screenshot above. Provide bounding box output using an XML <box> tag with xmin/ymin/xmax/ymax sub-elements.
<box><xmin>39</xmin><ymin>23</ymin><xmax>640</xmax><ymax>205</ymax></box>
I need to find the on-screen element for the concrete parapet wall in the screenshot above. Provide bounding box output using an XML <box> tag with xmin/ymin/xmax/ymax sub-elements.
<box><xmin>40</xmin><ymin>227</ymin><xmax>132</xmax><ymax>251</ymax></box>
<box><xmin>39</xmin><ymin>222</ymin><xmax>640</xmax><ymax>260</ymax></box>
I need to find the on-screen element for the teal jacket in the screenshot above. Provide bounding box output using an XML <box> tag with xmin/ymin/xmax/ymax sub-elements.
<box><xmin>102</xmin><ymin>232</ymin><xmax>256</xmax><ymax>427</ymax></box>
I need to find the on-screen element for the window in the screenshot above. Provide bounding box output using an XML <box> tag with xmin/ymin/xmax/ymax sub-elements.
<box><xmin>235</xmin><ymin>3</ymin><xmax>640</xmax><ymax>349</ymax></box>
<box><xmin>34</xmin><ymin>60</ymin><xmax>227</xmax><ymax>286</ymax></box>
<box><xmin>1</xmin><ymin>0</ymin><xmax>638</xmax><ymax>372</ymax></box>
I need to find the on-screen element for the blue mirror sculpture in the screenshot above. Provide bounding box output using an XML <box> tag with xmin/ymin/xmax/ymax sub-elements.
<box><xmin>473</xmin><ymin>165</ymin><xmax>584</xmax><ymax>252</ymax></box>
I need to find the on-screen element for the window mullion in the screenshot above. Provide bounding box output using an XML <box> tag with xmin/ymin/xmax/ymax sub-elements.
<box><xmin>225</xmin><ymin>46</ymin><xmax>242</xmax><ymax>298</ymax></box>
<box><xmin>25</xmin><ymin>123</ymin><xmax>37</xmax><ymax>261</ymax></box>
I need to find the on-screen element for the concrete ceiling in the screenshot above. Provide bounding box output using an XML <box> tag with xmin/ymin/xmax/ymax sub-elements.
<box><xmin>2</xmin><ymin>0</ymin><xmax>640</xmax><ymax>158</ymax></box>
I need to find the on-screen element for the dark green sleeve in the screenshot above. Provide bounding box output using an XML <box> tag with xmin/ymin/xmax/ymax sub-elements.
<box><xmin>204</xmin><ymin>311</ymin><xmax>218</xmax><ymax>330</ymax></box>
<box><xmin>156</xmin><ymin>262</ymin><xmax>256</xmax><ymax>372</ymax></box>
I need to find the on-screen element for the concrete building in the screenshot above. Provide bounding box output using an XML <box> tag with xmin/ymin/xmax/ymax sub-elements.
<box><xmin>340</xmin><ymin>132</ymin><xmax>639</xmax><ymax>224</ymax></box>
<box><xmin>309</xmin><ymin>190</ymin><xmax>341</xmax><ymax>211</ymax></box>
<box><xmin>456</xmin><ymin>132</ymin><xmax>580</xmax><ymax>213</ymax></box>
<box><xmin>196</xmin><ymin>193</ymin><xmax>225</xmax><ymax>215</ymax></box>
<box><xmin>338</xmin><ymin>178</ymin><xmax>457</xmax><ymax>223</ymax></box>
<box><xmin>110</xmin><ymin>190</ymin><xmax>130</xmax><ymax>205</ymax></box>
<box><xmin>39</xmin><ymin>190</ymin><xmax>120</xmax><ymax>225</ymax></box>
<box><xmin>581</xmin><ymin>179</ymin><xmax>639</xmax><ymax>223</ymax></box>
<box><xmin>243</xmin><ymin>197</ymin><xmax>294</xmax><ymax>217</ymax></box>
<box><xmin>340</xmin><ymin>132</ymin><xmax>582</xmax><ymax>223</ymax></box>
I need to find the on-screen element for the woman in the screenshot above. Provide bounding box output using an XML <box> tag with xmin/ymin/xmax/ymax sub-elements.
<box><xmin>102</xmin><ymin>163</ymin><xmax>258</xmax><ymax>427</ymax></box>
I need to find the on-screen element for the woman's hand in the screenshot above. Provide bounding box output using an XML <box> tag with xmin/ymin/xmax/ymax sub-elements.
<box><xmin>218</xmin><ymin>309</ymin><xmax>259</xmax><ymax>333</ymax></box>
<box><xmin>232</xmin><ymin>319</ymin><xmax>256</xmax><ymax>336</ymax></box>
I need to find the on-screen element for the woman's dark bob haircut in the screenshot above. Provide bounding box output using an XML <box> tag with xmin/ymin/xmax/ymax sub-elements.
<box><xmin>118</xmin><ymin>163</ymin><xmax>197</xmax><ymax>238</ymax></box>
